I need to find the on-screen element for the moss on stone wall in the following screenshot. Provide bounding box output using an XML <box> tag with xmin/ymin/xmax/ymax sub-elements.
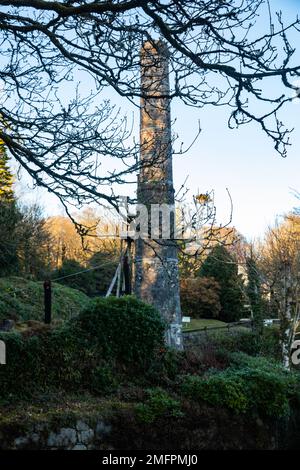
<box><xmin>0</xmin><ymin>395</ymin><xmax>299</xmax><ymax>450</ymax></box>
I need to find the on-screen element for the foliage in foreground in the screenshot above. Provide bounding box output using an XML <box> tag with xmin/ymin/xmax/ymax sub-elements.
<box><xmin>135</xmin><ymin>388</ymin><xmax>183</xmax><ymax>424</ymax></box>
<box><xmin>0</xmin><ymin>295</ymin><xmax>298</xmax><ymax>422</ymax></box>
<box><xmin>0</xmin><ymin>296</ymin><xmax>165</xmax><ymax>399</ymax></box>
<box><xmin>200</xmin><ymin>325</ymin><xmax>281</xmax><ymax>360</ymax></box>
<box><xmin>180</xmin><ymin>353</ymin><xmax>300</xmax><ymax>418</ymax></box>
<box><xmin>71</xmin><ymin>296</ymin><xmax>166</xmax><ymax>367</ymax></box>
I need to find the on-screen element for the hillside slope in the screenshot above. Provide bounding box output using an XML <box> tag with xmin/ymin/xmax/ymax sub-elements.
<box><xmin>0</xmin><ymin>276</ymin><xmax>90</xmax><ymax>323</ymax></box>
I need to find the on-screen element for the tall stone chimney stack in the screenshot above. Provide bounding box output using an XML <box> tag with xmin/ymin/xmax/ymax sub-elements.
<box><xmin>134</xmin><ymin>40</ymin><xmax>182</xmax><ymax>349</ymax></box>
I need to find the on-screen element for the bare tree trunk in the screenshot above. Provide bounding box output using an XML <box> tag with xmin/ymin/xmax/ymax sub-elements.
<box><xmin>279</xmin><ymin>262</ymin><xmax>296</xmax><ymax>370</ymax></box>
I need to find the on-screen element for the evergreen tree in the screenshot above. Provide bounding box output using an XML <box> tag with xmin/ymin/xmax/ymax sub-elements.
<box><xmin>52</xmin><ymin>252</ymin><xmax>119</xmax><ymax>297</ymax></box>
<box><xmin>246</xmin><ymin>255</ymin><xmax>264</xmax><ymax>334</ymax></box>
<box><xmin>0</xmin><ymin>142</ymin><xmax>14</xmax><ymax>201</ymax></box>
<box><xmin>198</xmin><ymin>245</ymin><xmax>246</xmax><ymax>322</ymax></box>
<box><xmin>0</xmin><ymin>201</ymin><xmax>20</xmax><ymax>275</ymax></box>
<box><xmin>0</xmin><ymin>144</ymin><xmax>51</xmax><ymax>277</ymax></box>
<box><xmin>0</xmin><ymin>142</ymin><xmax>20</xmax><ymax>274</ymax></box>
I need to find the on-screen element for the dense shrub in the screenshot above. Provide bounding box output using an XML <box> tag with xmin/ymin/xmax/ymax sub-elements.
<box><xmin>145</xmin><ymin>349</ymin><xmax>182</xmax><ymax>384</ymax></box>
<box><xmin>0</xmin><ymin>296</ymin><xmax>165</xmax><ymax>400</ymax></box>
<box><xmin>135</xmin><ymin>388</ymin><xmax>183</xmax><ymax>424</ymax></box>
<box><xmin>90</xmin><ymin>364</ymin><xmax>119</xmax><ymax>393</ymax></box>
<box><xmin>145</xmin><ymin>346</ymin><xmax>229</xmax><ymax>384</ymax></box>
<box><xmin>227</xmin><ymin>352</ymin><xmax>283</xmax><ymax>371</ymax></box>
<box><xmin>181</xmin><ymin>371</ymin><xmax>249</xmax><ymax>414</ymax></box>
<box><xmin>180</xmin><ymin>359</ymin><xmax>300</xmax><ymax>418</ymax></box>
<box><xmin>201</xmin><ymin>326</ymin><xmax>281</xmax><ymax>360</ymax></box>
<box><xmin>260</xmin><ymin>326</ymin><xmax>281</xmax><ymax>359</ymax></box>
<box><xmin>0</xmin><ymin>325</ymin><xmax>99</xmax><ymax>399</ymax></box>
<box><xmin>144</xmin><ymin>328</ymin><xmax>282</xmax><ymax>386</ymax></box>
<box><xmin>71</xmin><ymin>296</ymin><xmax>166</xmax><ymax>367</ymax></box>
<box><xmin>206</xmin><ymin>328</ymin><xmax>261</xmax><ymax>356</ymax></box>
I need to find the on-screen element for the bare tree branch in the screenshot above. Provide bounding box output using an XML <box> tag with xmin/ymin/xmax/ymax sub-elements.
<box><xmin>0</xmin><ymin>0</ymin><xmax>299</xmax><ymax>209</ymax></box>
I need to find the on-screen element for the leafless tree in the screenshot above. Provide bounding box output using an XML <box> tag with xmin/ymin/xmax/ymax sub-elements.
<box><xmin>0</xmin><ymin>0</ymin><xmax>299</xmax><ymax>212</ymax></box>
<box><xmin>258</xmin><ymin>215</ymin><xmax>300</xmax><ymax>369</ymax></box>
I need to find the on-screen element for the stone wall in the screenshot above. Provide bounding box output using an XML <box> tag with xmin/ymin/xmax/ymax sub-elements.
<box><xmin>1</xmin><ymin>402</ymin><xmax>300</xmax><ymax>450</ymax></box>
<box><xmin>0</xmin><ymin>418</ymin><xmax>111</xmax><ymax>450</ymax></box>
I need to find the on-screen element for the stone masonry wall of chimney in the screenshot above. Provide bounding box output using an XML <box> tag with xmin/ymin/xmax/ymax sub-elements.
<box><xmin>134</xmin><ymin>40</ymin><xmax>182</xmax><ymax>349</ymax></box>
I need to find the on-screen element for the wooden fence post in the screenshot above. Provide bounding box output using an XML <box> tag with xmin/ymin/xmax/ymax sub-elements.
<box><xmin>123</xmin><ymin>253</ymin><xmax>131</xmax><ymax>295</ymax></box>
<box><xmin>44</xmin><ymin>280</ymin><xmax>52</xmax><ymax>324</ymax></box>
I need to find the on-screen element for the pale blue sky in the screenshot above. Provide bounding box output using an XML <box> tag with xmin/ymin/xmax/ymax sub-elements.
<box><xmin>171</xmin><ymin>0</ymin><xmax>300</xmax><ymax>239</ymax></box>
<box><xmin>14</xmin><ymin>0</ymin><xmax>300</xmax><ymax>241</ymax></box>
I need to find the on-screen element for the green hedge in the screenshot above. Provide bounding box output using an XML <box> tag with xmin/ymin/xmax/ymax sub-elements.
<box><xmin>180</xmin><ymin>355</ymin><xmax>300</xmax><ymax>418</ymax></box>
<box><xmin>201</xmin><ymin>326</ymin><xmax>281</xmax><ymax>360</ymax></box>
<box><xmin>135</xmin><ymin>388</ymin><xmax>183</xmax><ymax>424</ymax></box>
<box><xmin>0</xmin><ymin>296</ymin><xmax>165</xmax><ymax>400</ymax></box>
<box><xmin>207</xmin><ymin>329</ymin><xmax>260</xmax><ymax>356</ymax></box>
<box><xmin>70</xmin><ymin>296</ymin><xmax>166</xmax><ymax>366</ymax></box>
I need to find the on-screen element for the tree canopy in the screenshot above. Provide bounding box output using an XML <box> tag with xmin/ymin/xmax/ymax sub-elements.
<box><xmin>0</xmin><ymin>1</ymin><xmax>299</xmax><ymax>209</ymax></box>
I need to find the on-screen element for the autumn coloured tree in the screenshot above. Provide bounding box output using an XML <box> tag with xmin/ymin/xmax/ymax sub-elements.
<box><xmin>46</xmin><ymin>209</ymin><xmax>120</xmax><ymax>269</ymax></box>
<box><xmin>180</xmin><ymin>277</ymin><xmax>221</xmax><ymax>319</ymax></box>
<box><xmin>259</xmin><ymin>214</ymin><xmax>300</xmax><ymax>369</ymax></box>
